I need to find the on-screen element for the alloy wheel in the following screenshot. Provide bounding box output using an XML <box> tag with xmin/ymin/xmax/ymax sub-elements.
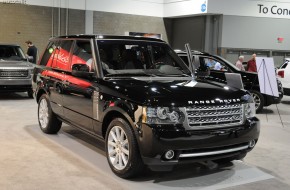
<box><xmin>39</xmin><ymin>98</ymin><xmax>49</xmax><ymax>129</ymax></box>
<box><xmin>251</xmin><ymin>93</ymin><xmax>261</xmax><ymax>110</ymax></box>
<box><xmin>107</xmin><ymin>126</ymin><xmax>130</xmax><ymax>170</ymax></box>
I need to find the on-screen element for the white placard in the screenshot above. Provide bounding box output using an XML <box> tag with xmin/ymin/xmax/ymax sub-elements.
<box><xmin>255</xmin><ymin>57</ymin><xmax>279</xmax><ymax>97</ymax></box>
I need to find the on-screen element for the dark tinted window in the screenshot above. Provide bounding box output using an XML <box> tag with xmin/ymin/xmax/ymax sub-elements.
<box><xmin>281</xmin><ymin>60</ymin><xmax>289</xmax><ymax>69</ymax></box>
<box><xmin>200</xmin><ymin>57</ymin><xmax>227</xmax><ymax>71</ymax></box>
<box><xmin>97</xmin><ymin>40</ymin><xmax>190</xmax><ymax>77</ymax></box>
<box><xmin>0</xmin><ymin>45</ymin><xmax>25</xmax><ymax>61</ymax></box>
<box><xmin>52</xmin><ymin>40</ymin><xmax>73</xmax><ymax>71</ymax></box>
<box><xmin>39</xmin><ymin>41</ymin><xmax>59</xmax><ymax>66</ymax></box>
<box><xmin>71</xmin><ymin>40</ymin><xmax>94</xmax><ymax>72</ymax></box>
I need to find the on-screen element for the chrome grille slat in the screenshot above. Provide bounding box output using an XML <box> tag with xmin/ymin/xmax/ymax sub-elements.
<box><xmin>188</xmin><ymin>112</ymin><xmax>241</xmax><ymax>117</ymax></box>
<box><xmin>0</xmin><ymin>69</ymin><xmax>29</xmax><ymax>78</ymax></box>
<box><xmin>186</xmin><ymin>105</ymin><xmax>240</xmax><ymax>111</ymax></box>
<box><xmin>186</xmin><ymin>104</ymin><xmax>243</xmax><ymax>129</ymax></box>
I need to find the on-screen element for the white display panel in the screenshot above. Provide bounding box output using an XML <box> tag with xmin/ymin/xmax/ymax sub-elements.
<box><xmin>256</xmin><ymin>57</ymin><xmax>279</xmax><ymax>97</ymax></box>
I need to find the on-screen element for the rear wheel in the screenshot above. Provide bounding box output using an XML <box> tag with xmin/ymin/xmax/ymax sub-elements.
<box><xmin>38</xmin><ymin>94</ymin><xmax>62</xmax><ymax>134</ymax></box>
<box><xmin>105</xmin><ymin>118</ymin><xmax>144</xmax><ymax>178</ymax></box>
<box><xmin>249</xmin><ymin>90</ymin><xmax>264</xmax><ymax>113</ymax></box>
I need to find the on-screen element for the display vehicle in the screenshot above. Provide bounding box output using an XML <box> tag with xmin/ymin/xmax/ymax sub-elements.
<box><xmin>0</xmin><ymin>43</ymin><xmax>34</xmax><ymax>97</ymax></box>
<box><xmin>176</xmin><ymin>50</ymin><xmax>283</xmax><ymax>113</ymax></box>
<box><xmin>32</xmin><ymin>35</ymin><xmax>260</xmax><ymax>178</ymax></box>
<box><xmin>276</xmin><ymin>58</ymin><xmax>290</xmax><ymax>95</ymax></box>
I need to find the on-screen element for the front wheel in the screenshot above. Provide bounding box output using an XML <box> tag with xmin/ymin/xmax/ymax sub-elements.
<box><xmin>38</xmin><ymin>94</ymin><xmax>62</xmax><ymax>134</ymax></box>
<box><xmin>105</xmin><ymin>118</ymin><xmax>144</xmax><ymax>178</ymax></box>
<box><xmin>249</xmin><ymin>90</ymin><xmax>264</xmax><ymax>113</ymax></box>
<box><xmin>27</xmin><ymin>90</ymin><xmax>34</xmax><ymax>99</ymax></box>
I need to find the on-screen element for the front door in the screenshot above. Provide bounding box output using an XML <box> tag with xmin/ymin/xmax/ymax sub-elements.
<box><xmin>62</xmin><ymin>40</ymin><xmax>95</xmax><ymax>133</ymax></box>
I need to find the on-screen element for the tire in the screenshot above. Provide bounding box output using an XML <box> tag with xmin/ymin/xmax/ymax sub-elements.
<box><xmin>105</xmin><ymin>118</ymin><xmax>144</xmax><ymax>178</ymax></box>
<box><xmin>214</xmin><ymin>153</ymin><xmax>247</xmax><ymax>164</ymax></box>
<box><xmin>38</xmin><ymin>94</ymin><xmax>62</xmax><ymax>134</ymax></box>
<box><xmin>27</xmin><ymin>90</ymin><xmax>34</xmax><ymax>99</ymax></box>
<box><xmin>249</xmin><ymin>90</ymin><xmax>264</xmax><ymax>113</ymax></box>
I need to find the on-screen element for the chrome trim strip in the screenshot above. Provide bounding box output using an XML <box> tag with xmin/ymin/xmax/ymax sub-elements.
<box><xmin>93</xmin><ymin>91</ymin><xmax>99</xmax><ymax>121</ymax></box>
<box><xmin>0</xmin><ymin>67</ymin><xmax>32</xmax><ymax>70</ymax></box>
<box><xmin>179</xmin><ymin>145</ymin><xmax>249</xmax><ymax>158</ymax></box>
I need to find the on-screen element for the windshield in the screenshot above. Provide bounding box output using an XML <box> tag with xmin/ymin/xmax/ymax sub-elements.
<box><xmin>279</xmin><ymin>60</ymin><xmax>289</xmax><ymax>69</ymax></box>
<box><xmin>96</xmin><ymin>40</ymin><xmax>191</xmax><ymax>77</ymax></box>
<box><xmin>0</xmin><ymin>45</ymin><xmax>26</xmax><ymax>61</ymax></box>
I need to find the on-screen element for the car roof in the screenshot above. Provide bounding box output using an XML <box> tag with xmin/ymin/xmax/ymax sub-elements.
<box><xmin>50</xmin><ymin>34</ymin><xmax>164</xmax><ymax>43</ymax></box>
<box><xmin>0</xmin><ymin>43</ymin><xmax>20</xmax><ymax>47</ymax></box>
<box><xmin>174</xmin><ymin>49</ymin><xmax>211</xmax><ymax>56</ymax></box>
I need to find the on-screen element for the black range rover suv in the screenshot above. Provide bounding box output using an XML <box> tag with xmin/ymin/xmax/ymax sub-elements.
<box><xmin>32</xmin><ymin>35</ymin><xmax>259</xmax><ymax>178</ymax></box>
<box><xmin>176</xmin><ymin>50</ymin><xmax>283</xmax><ymax>113</ymax></box>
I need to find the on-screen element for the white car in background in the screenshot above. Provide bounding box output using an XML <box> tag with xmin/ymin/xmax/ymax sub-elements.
<box><xmin>276</xmin><ymin>58</ymin><xmax>290</xmax><ymax>95</ymax></box>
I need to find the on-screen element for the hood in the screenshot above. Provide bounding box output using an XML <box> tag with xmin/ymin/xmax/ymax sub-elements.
<box><xmin>0</xmin><ymin>60</ymin><xmax>34</xmax><ymax>69</ymax></box>
<box><xmin>100</xmin><ymin>77</ymin><xmax>250</xmax><ymax>107</ymax></box>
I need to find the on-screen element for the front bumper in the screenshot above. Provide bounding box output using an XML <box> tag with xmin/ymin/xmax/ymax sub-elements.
<box><xmin>0</xmin><ymin>78</ymin><xmax>32</xmax><ymax>92</ymax></box>
<box><xmin>136</xmin><ymin>117</ymin><xmax>260</xmax><ymax>170</ymax></box>
<box><xmin>283</xmin><ymin>87</ymin><xmax>290</xmax><ymax>96</ymax></box>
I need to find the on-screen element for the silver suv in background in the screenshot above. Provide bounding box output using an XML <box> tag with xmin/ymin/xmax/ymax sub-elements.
<box><xmin>0</xmin><ymin>44</ymin><xmax>34</xmax><ymax>98</ymax></box>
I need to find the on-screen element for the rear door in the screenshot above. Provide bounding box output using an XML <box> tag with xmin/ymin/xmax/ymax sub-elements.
<box><xmin>38</xmin><ymin>40</ymin><xmax>66</xmax><ymax>117</ymax></box>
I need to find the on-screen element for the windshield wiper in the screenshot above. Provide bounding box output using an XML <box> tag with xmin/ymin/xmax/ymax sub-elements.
<box><xmin>104</xmin><ymin>72</ymin><xmax>157</xmax><ymax>79</ymax></box>
<box><xmin>154</xmin><ymin>73</ymin><xmax>191</xmax><ymax>77</ymax></box>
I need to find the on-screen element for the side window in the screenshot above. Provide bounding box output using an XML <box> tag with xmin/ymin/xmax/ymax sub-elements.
<box><xmin>71</xmin><ymin>40</ymin><xmax>94</xmax><ymax>72</ymax></box>
<box><xmin>202</xmin><ymin>57</ymin><xmax>227</xmax><ymax>71</ymax></box>
<box><xmin>39</xmin><ymin>41</ymin><xmax>59</xmax><ymax>66</ymax></box>
<box><xmin>52</xmin><ymin>40</ymin><xmax>73</xmax><ymax>71</ymax></box>
<box><xmin>281</xmin><ymin>61</ymin><xmax>288</xmax><ymax>69</ymax></box>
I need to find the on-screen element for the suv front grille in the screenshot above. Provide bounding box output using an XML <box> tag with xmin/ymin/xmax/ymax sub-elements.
<box><xmin>186</xmin><ymin>104</ymin><xmax>244</xmax><ymax>129</ymax></box>
<box><xmin>0</xmin><ymin>69</ymin><xmax>29</xmax><ymax>78</ymax></box>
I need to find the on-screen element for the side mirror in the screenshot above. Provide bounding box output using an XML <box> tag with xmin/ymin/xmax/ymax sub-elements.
<box><xmin>72</xmin><ymin>63</ymin><xmax>94</xmax><ymax>79</ymax></box>
<box><xmin>27</xmin><ymin>56</ymin><xmax>33</xmax><ymax>62</ymax></box>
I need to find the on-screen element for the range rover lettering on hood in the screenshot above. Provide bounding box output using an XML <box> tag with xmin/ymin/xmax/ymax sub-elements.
<box><xmin>188</xmin><ymin>98</ymin><xmax>241</xmax><ymax>105</ymax></box>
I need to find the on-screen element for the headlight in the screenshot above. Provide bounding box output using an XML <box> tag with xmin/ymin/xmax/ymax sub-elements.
<box><xmin>244</xmin><ymin>103</ymin><xmax>255</xmax><ymax>118</ymax></box>
<box><xmin>143</xmin><ymin>107</ymin><xmax>184</xmax><ymax>124</ymax></box>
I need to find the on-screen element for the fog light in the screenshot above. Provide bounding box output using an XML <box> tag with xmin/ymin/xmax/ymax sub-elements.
<box><xmin>165</xmin><ymin>150</ymin><xmax>175</xmax><ymax>160</ymax></box>
<box><xmin>249</xmin><ymin>140</ymin><xmax>256</xmax><ymax>148</ymax></box>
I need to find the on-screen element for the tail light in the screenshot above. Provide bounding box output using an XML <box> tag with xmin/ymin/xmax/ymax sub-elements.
<box><xmin>277</xmin><ymin>70</ymin><xmax>284</xmax><ymax>78</ymax></box>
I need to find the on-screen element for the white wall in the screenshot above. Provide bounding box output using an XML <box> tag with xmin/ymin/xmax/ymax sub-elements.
<box><xmin>3</xmin><ymin>0</ymin><xmax>290</xmax><ymax>18</ymax></box>
<box><xmin>163</xmin><ymin>0</ymin><xmax>208</xmax><ymax>17</ymax></box>
<box><xmin>1</xmin><ymin>0</ymin><xmax>208</xmax><ymax>17</ymax></box>
<box><xmin>221</xmin><ymin>15</ymin><xmax>290</xmax><ymax>50</ymax></box>
<box><xmin>208</xmin><ymin>0</ymin><xmax>290</xmax><ymax>19</ymax></box>
<box><xmin>24</xmin><ymin>0</ymin><xmax>164</xmax><ymax>17</ymax></box>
